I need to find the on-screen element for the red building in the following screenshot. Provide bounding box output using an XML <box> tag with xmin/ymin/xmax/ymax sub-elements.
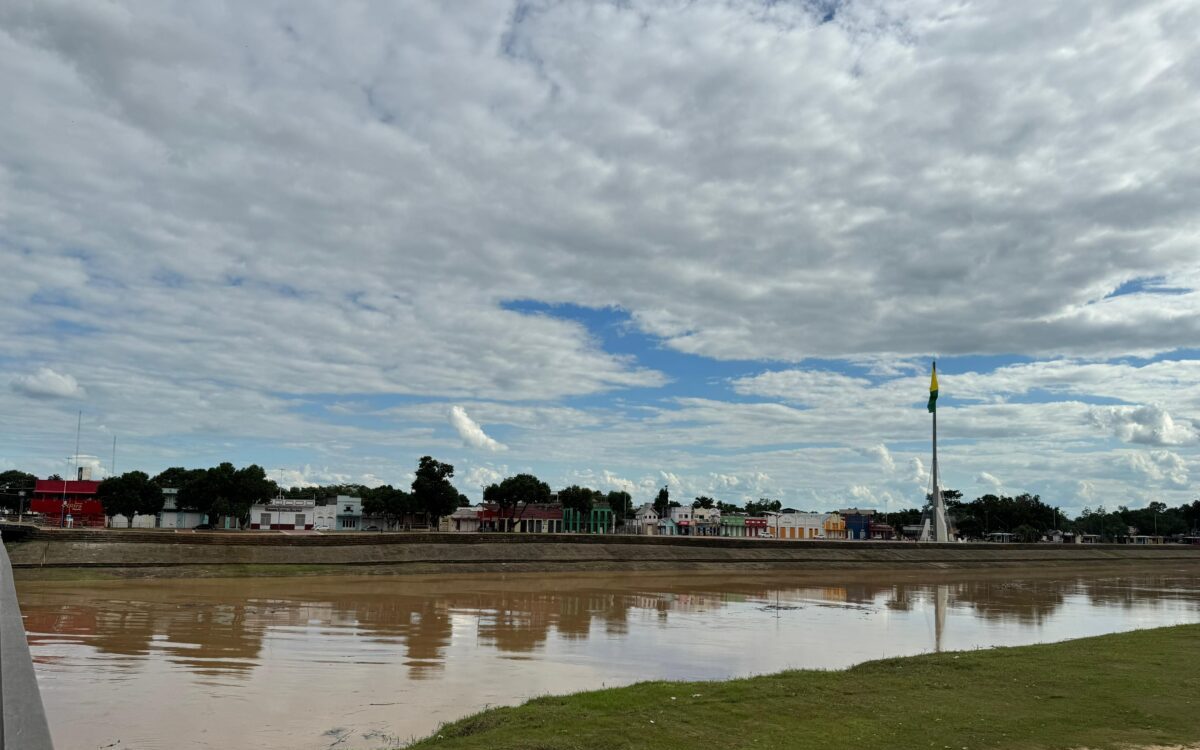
<box><xmin>480</xmin><ymin>503</ymin><xmax>563</xmax><ymax>533</ymax></box>
<box><xmin>745</xmin><ymin>517</ymin><xmax>768</xmax><ymax>538</ymax></box>
<box><xmin>29</xmin><ymin>479</ymin><xmax>106</xmax><ymax>527</ymax></box>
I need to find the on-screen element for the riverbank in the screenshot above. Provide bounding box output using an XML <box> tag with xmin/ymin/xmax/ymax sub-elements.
<box><xmin>406</xmin><ymin>624</ymin><xmax>1200</xmax><ymax>750</ymax></box>
<box><xmin>5</xmin><ymin>527</ymin><xmax>1199</xmax><ymax>580</ymax></box>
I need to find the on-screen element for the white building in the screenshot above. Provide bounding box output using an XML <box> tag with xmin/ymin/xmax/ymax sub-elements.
<box><xmin>249</xmin><ymin>498</ymin><xmax>317</xmax><ymax>530</ymax></box>
<box><xmin>154</xmin><ymin>488</ymin><xmax>209</xmax><ymax>529</ymax></box>
<box><xmin>765</xmin><ymin>511</ymin><xmax>838</xmax><ymax>540</ymax></box>
<box><xmin>441</xmin><ymin>505</ymin><xmax>483</xmax><ymax>532</ymax></box>
<box><xmin>633</xmin><ymin>504</ymin><xmax>660</xmax><ymax>535</ymax></box>
<box><xmin>692</xmin><ymin>506</ymin><xmax>721</xmax><ymax>536</ymax></box>
<box><xmin>108</xmin><ymin>512</ymin><xmax>157</xmax><ymax>529</ymax></box>
<box><xmin>311</xmin><ymin>495</ymin><xmax>364</xmax><ymax>531</ymax></box>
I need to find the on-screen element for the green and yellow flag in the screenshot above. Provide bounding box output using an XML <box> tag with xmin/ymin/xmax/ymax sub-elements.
<box><xmin>927</xmin><ymin>362</ymin><xmax>939</xmax><ymax>413</ymax></box>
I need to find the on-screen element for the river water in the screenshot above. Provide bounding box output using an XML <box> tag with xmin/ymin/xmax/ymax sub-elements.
<box><xmin>17</xmin><ymin>567</ymin><xmax>1200</xmax><ymax>750</ymax></box>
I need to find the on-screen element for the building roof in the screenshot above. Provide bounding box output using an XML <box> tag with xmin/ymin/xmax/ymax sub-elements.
<box><xmin>34</xmin><ymin>479</ymin><xmax>100</xmax><ymax>495</ymax></box>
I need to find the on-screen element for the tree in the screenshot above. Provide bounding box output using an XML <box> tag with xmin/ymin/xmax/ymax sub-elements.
<box><xmin>605</xmin><ymin>490</ymin><xmax>633</xmax><ymax>519</ymax></box>
<box><xmin>1013</xmin><ymin>524</ymin><xmax>1040</xmax><ymax>543</ymax></box>
<box><xmin>0</xmin><ymin>469</ymin><xmax>37</xmax><ymax>513</ymax></box>
<box><xmin>715</xmin><ymin>500</ymin><xmax>741</xmax><ymax>514</ymax></box>
<box><xmin>151</xmin><ymin>467</ymin><xmax>206</xmax><ymax>489</ymax></box>
<box><xmin>96</xmin><ymin>471</ymin><xmax>164</xmax><ymax>527</ymax></box>
<box><xmin>0</xmin><ymin>469</ymin><xmax>37</xmax><ymax>489</ymax></box>
<box><xmin>484</xmin><ymin>473</ymin><xmax>551</xmax><ymax>531</ymax></box>
<box><xmin>362</xmin><ymin>485</ymin><xmax>415</xmax><ymax>529</ymax></box>
<box><xmin>559</xmin><ymin>485</ymin><xmax>600</xmax><ymax>514</ymax></box>
<box><xmin>653</xmin><ymin>486</ymin><xmax>670</xmax><ymax>517</ymax></box>
<box><xmin>411</xmin><ymin>456</ymin><xmax>467</xmax><ymax>526</ymax></box>
<box><xmin>744</xmin><ymin>498</ymin><xmax>781</xmax><ymax>515</ymax></box>
<box><xmin>692</xmin><ymin>496</ymin><xmax>715</xmax><ymax>509</ymax></box>
<box><xmin>177</xmin><ymin>463</ymin><xmax>276</xmax><ymax>527</ymax></box>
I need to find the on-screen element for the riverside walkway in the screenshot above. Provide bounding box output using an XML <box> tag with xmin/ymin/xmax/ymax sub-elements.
<box><xmin>0</xmin><ymin>531</ymin><xmax>53</xmax><ymax>750</ymax></box>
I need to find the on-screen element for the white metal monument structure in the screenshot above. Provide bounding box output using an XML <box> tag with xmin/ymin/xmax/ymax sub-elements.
<box><xmin>919</xmin><ymin>362</ymin><xmax>950</xmax><ymax>542</ymax></box>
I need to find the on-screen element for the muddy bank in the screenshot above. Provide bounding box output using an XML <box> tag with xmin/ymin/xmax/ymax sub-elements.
<box><xmin>6</xmin><ymin>528</ymin><xmax>1199</xmax><ymax>579</ymax></box>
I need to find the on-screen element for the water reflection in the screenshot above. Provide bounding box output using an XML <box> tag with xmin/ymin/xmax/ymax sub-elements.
<box><xmin>22</xmin><ymin>572</ymin><xmax>1200</xmax><ymax>677</ymax></box>
<box><xmin>17</xmin><ymin>569</ymin><xmax>1200</xmax><ymax>750</ymax></box>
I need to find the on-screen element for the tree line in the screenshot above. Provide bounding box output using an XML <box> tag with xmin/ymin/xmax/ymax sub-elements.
<box><xmin>8</xmin><ymin>463</ymin><xmax>1198</xmax><ymax>540</ymax></box>
<box><xmin>878</xmin><ymin>491</ymin><xmax>1200</xmax><ymax>542</ymax></box>
<box><xmin>62</xmin><ymin>456</ymin><xmax>468</xmax><ymax>528</ymax></box>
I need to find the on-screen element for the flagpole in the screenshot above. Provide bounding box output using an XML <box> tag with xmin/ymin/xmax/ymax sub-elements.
<box><xmin>931</xmin><ymin>362</ymin><xmax>947</xmax><ymax>542</ymax></box>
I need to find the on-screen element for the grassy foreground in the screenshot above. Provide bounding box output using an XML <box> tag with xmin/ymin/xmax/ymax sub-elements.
<box><xmin>407</xmin><ymin>625</ymin><xmax>1200</xmax><ymax>750</ymax></box>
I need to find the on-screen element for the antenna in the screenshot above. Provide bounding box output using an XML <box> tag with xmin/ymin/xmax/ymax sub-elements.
<box><xmin>74</xmin><ymin>410</ymin><xmax>82</xmax><ymax>480</ymax></box>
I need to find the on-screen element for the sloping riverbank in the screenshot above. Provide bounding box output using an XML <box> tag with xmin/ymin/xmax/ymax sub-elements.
<box><xmin>5</xmin><ymin>527</ymin><xmax>1200</xmax><ymax>579</ymax></box>
<box><xmin>405</xmin><ymin>624</ymin><xmax>1200</xmax><ymax>750</ymax></box>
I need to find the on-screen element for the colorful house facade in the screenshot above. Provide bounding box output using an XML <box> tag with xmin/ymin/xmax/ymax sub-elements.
<box><xmin>765</xmin><ymin>511</ymin><xmax>846</xmax><ymax>540</ymax></box>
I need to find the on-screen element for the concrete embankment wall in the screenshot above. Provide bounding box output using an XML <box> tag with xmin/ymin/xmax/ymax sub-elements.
<box><xmin>5</xmin><ymin>528</ymin><xmax>1200</xmax><ymax>573</ymax></box>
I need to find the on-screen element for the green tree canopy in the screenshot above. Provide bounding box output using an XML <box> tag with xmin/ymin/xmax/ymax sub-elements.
<box><xmin>559</xmin><ymin>485</ymin><xmax>603</xmax><ymax>514</ymax></box>
<box><xmin>411</xmin><ymin>456</ymin><xmax>467</xmax><ymax>523</ymax></box>
<box><xmin>96</xmin><ymin>471</ymin><xmax>164</xmax><ymax>527</ymax></box>
<box><xmin>151</xmin><ymin>467</ymin><xmax>206</xmax><ymax>489</ymax></box>
<box><xmin>0</xmin><ymin>469</ymin><xmax>37</xmax><ymax>512</ymax></box>
<box><xmin>176</xmin><ymin>463</ymin><xmax>276</xmax><ymax>526</ymax></box>
<box><xmin>362</xmin><ymin>485</ymin><xmax>415</xmax><ymax>527</ymax></box>
<box><xmin>0</xmin><ymin>469</ymin><xmax>37</xmax><ymax>489</ymax></box>
<box><xmin>692</xmin><ymin>496</ymin><xmax>715</xmax><ymax>509</ymax></box>
<box><xmin>653</xmin><ymin>486</ymin><xmax>670</xmax><ymax>517</ymax></box>
<box><xmin>606</xmin><ymin>490</ymin><xmax>633</xmax><ymax>519</ymax></box>
<box><xmin>484</xmin><ymin>473</ymin><xmax>551</xmax><ymax>529</ymax></box>
<box><xmin>744</xmin><ymin>498</ymin><xmax>782</xmax><ymax>515</ymax></box>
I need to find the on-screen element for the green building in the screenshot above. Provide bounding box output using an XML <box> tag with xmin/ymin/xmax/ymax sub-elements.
<box><xmin>720</xmin><ymin>514</ymin><xmax>747</xmax><ymax>537</ymax></box>
<box><xmin>562</xmin><ymin>505</ymin><xmax>613</xmax><ymax>534</ymax></box>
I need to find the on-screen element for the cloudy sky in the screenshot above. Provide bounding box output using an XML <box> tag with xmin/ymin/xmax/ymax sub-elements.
<box><xmin>2</xmin><ymin>0</ymin><xmax>1198</xmax><ymax>514</ymax></box>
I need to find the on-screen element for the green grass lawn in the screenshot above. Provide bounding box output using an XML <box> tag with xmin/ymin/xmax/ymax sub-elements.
<box><xmin>405</xmin><ymin>625</ymin><xmax>1200</xmax><ymax>750</ymax></box>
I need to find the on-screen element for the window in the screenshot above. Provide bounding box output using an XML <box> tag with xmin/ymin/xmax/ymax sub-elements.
<box><xmin>343</xmin><ymin>517</ymin><xmax>357</xmax><ymax>529</ymax></box>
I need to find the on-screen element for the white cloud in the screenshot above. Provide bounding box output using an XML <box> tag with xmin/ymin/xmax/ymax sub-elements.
<box><xmin>861</xmin><ymin>444</ymin><xmax>896</xmax><ymax>472</ymax></box>
<box><xmin>600</xmin><ymin>470</ymin><xmax>636</xmax><ymax>495</ymax></box>
<box><xmin>976</xmin><ymin>472</ymin><xmax>1003</xmax><ymax>489</ymax></box>
<box><xmin>1121</xmin><ymin>450</ymin><xmax>1189</xmax><ymax>488</ymax></box>
<box><xmin>11</xmin><ymin>368</ymin><xmax>84</xmax><ymax>399</ymax></box>
<box><xmin>464</xmin><ymin>464</ymin><xmax>507</xmax><ymax>489</ymax></box>
<box><xmin>909</xmin><ymin>457</ymin><xmax>929</xmax><ymax>486</ymax></box>
<box><xmin>849</xmin><ymin>485</ymin><xmax>876</xmax><ymax>504</ymax></box>
<box><xmin>1</xmin><ymin>0</ymin><xmax>1199</xmax><ymax>515</ymax></box>
<box><xmin>449</xmin><ymin>406</ymin><xmax>506</xmax><ymax>452</ymax></box>
<box><xmin>1089</xmin><ymin>405</ymin><xmax>1197</xmax><ymax>446</ymax></box>
<box><xmin>709</xmin><ymin>473</ymin><xmax>741</xmax><ymax>489</ymax></box>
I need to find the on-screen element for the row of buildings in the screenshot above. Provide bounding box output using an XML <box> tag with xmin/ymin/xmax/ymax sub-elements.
<box><xmin>13</xmin><ymin>477</ymin><xmax>889</xmax><ymax>539</ymax></box>
<box><xmin>21</xmin><ymin>477</ymin><xmax>1185</xmax><ymax>544</ymax></box>
<box><xmin>446</xmin><ymin>503</ymin><xmax>890</xmax><ymax>541</ymax></box>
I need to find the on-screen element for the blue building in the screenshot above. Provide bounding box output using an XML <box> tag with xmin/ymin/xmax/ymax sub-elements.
<box><xmin>840</xmin><ymin>508</ymin><xmax>876</xmax><ymax>540</ymax></box>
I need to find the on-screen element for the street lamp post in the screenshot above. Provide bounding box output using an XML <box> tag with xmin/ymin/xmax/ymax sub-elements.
<box><xmin>60</xmin><ymin>458</ymin><xmax>70</xmax><ymax>528</ymax></box>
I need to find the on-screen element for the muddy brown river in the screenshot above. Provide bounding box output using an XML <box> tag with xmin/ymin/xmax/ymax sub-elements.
<box><xmin>17</xmin><ymin>566</ymin><xmax>1200</xmax><ymax>750</ymax></box>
